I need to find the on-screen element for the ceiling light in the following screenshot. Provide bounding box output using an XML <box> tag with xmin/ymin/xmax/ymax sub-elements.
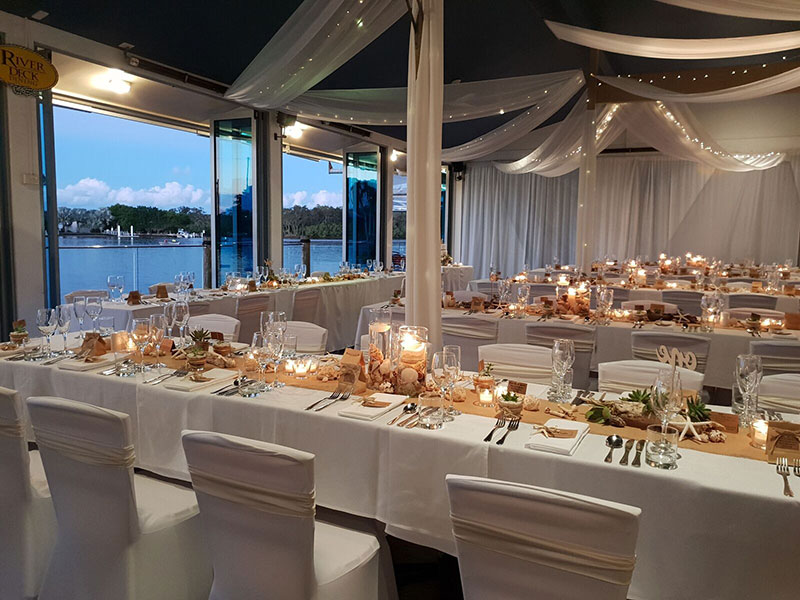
<box><xmin>31</xmin><ymin>10</ymin><xmax>48</xmax><ymax>20</ymax></box>
<box><xmin>93</xmin><ymin>69</ymin><xmax>133</xmax><ymax>94</ymax></box>
<box><xmin>390</xmin><ymin>149</ymin><xmax>398</xmax><ymax>162</ymax></box>
<box><xmin>285</xmin><ymin>122</ymin><xmax>308</xmax><ymax>139</ymax></box>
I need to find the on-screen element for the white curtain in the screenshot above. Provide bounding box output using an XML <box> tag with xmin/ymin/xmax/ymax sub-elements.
<box><xmin>545</xmin><ymin>20</ymin><xmax>800</xmax><ymax>59</ymax></box>
<box><xmin>459</xmin><ymin>163</ymin><xmax>578</xmax><ymax>278</ymax></box>
<box><xmin>594</xmin><ymin>154</ymin><xmax>800</xmax><ymax>264</ymax></box>
<box><xmin>405</xmin><ymin>0</ymin><xmax>444</xmax><ymax>347</ymax></box>
<box><xmin>597</xmin><ymin>66</ymin><xmax>800</xmax><ymax>103</ymax></box>
<box><xmin>225</xmin><ymin>0</ymin><xmax>406</xmax><ymax>107</ymax></box>
<box><xmin>655</xmin><ymin>0</ymin><xmax>800</xmax><ymax>21</ymax></box>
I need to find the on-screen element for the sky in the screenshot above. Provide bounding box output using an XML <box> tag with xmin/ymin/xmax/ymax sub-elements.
<box><xmin>54</xmin><ymin>106</ymin><xmax>404</xmax><ymax>212</ymax></box>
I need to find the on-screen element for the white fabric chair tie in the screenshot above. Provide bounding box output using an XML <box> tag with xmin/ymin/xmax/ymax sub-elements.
<box><xmin>450</xmin><ymin>514</ymin><xmax>636</xmax><ymax>586</ymax></box>
<box><xmin>598</xmin><ymin>380</ymin><xmax>643</xmax><ymax>394</ymax></box>
<box><xmin>0</xmin><ymin>416</ymin><xmax>23</xmax><ymax>438</ymax></box>
<box><xmin>528</xmin><ymin>335</ymin><xmax>594</xmax><ymax>354</ymax></box>
<box><xmin>442</xmin><ymin>323</ymin><xmax>497</xmax><ymax>340</ymax></box>
<box><xmin>33</xmin><ymin>425</ymin><xmax>135</xmax><ymax>468</ymax></box>
<box><xmin>188</xmin><ymin>465</ymin><xmax>315</xmax><ymax>518</ymax></box>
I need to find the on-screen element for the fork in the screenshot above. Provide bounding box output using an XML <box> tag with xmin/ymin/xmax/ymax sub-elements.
<box><xmin>146</xmin><ymin>369</ymin><xmax>188</xmax><ymax>385</ymax></box>
<box><xmin>305</xmin><ymin>388</ymin><xmax>341</xmax><ymax>410</ymax></box>
<box><xmin>483</xmin><ymin>417</ymin><xmax>506</xmax><ymax>442</ymax></box>
<box><xmin>496</xmin><ymin>418</ymin><xmax>520</xmax><ymax>445</ymax></box>
<box><xmin>777</xmin><ymin>457</ymin><xmax>794</xmax><ymax>497</ymax></box>
<box><xmin>793</xmin><ymin>458</ymin><xmax>800</xmax><ymax>479</ymax></box>
<box><xmin>314</xmin><ymin>388</ymin><xmax>352</xmax><ymax>412</ymax></box>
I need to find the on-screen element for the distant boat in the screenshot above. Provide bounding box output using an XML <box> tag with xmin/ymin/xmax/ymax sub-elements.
<box><xmin>160</xmin><ymin>238</ymin><xmax>181</xmax><ymax>245</ymax></box>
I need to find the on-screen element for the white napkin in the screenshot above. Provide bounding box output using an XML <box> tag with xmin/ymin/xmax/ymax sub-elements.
<box><xmin>524</xmin><ymin>418</ymin><xmax>590</xmax><ymax>456</ymax></box>
<box><xmin>163</xmin><ymin>368</ymin><xmax>236</xmax><ymax>392</ymax></box>
<box><xmin>338</xmin><ymin>393</ymin><xmax>407</xmax><ymax>421</ymax></box>
<box><xmin>0</xmin><ymin>345</ymin><xmax>24</xmax><ymax>358</ymax></box>
<box><xmin>58</xmin><ymin>354</ymin><xmax>117</xmax><ymax>371</ymax></box>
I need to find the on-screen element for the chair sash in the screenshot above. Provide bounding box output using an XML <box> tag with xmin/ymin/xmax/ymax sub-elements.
<box><xmin>442</xmin><ymin>320</ymin><xmax>497</xmax><ymax>340</ymax></box>
<box><xmin>527</xmin><ymin>334</ymin><xmax>594</xmax><ymax>355</ymax></box>
<box><xmin>32</xmin><ymin>425</ymin><xmax>135</xmax><ymax>468</ymax></box>
<box><xmin>0</xmin><ymin>415</ymin><xmax>23</xmax><ymax>438</ymax></box>
<box><xmin>488</xmin><ymin>363</ymin><xmax>552</xmax><ymax>383</ymax></box>
<box><xmin>758</xmin><ymin>355</ymin><xmax>800</xmax><ymax>376</ymax></box>
<box><xmin>758</xmin><ymin>395</ymin><xmax>800</xmax><ymax>414</ymax></box>
<box><xmin>598</xmin><ymin>380</ymin><xmax>643</xmax><ymax>395</ymax></box>
<box><xmin>188</xmin><ymin>464</ymin><xmax>315</xmax><ymax>519</ymax></box>
<box><xmin>450</xmin><ymin>514</ymin><xmax>635</xmax><ymax>586</ymax></box>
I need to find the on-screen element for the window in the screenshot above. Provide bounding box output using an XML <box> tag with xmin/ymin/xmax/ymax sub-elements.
<box><xmin>344</xmin><ymin>151</ymin><xmax>378</xmax><ymax>266</ymax></box>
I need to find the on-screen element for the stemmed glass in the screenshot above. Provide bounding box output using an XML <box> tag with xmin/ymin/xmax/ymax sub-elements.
<box><xmin>36</xmin><ymin>308</ymin><xmax>57</xmax><ymax>358</ymax></box>
<box><xmin>267</xmin><ymin>330</ymin><xmax>285</xmax><ymax>388</ymax></box>
<box><xmin>550</xmin><ymin>339</ymin><xmax>575</xmax><ymax>402</ymax></box>
<box><xmin>164</xmin><ymin>302</ymin><xmax>177</xmax><ymax>339</ymax></box>
<box><xmin>72</xmin><ymin>296</ymin><xmax>87</xmax><ymax>339</ymax></box>
<box><xmin>366</xmin><ymin>259</ymin><xmax>374</xmax><ymax>273</ymax></box>
<box><xmin>251</xmin><ymin>332</ymin><xmax>272</xmax><ymax>392</ymax></box>
<box><xmin>652</xmin><ymin>367</ymin><xmax>683</xmax><ymax>433</ymax></box>
<box><xmin>56</xmin><ymin>305</ymin><xmax>72</xmax><ymax>355</ymax></box>
<box><xmin>430</xmin><ymin>351</ymin><xmax>455</xmax><ymax>425</ymax></box>
<box><xmin>107</xmin><ymin>276</ymin><xmax>124</xmax><ymax>302</ymax></box>
<box><xmin>596</xmin><ymin>286</ymin><xmax>614</xmax><ymax>324</ymax></box>
<box><xmin>735</xmin><ymin>354</ymin><xmax>763</xmax><ymax>427</ymax></box>
<box><xmin>130</xmin><ymin>318</ymin><xmax>151</xmax><ymax>373</ymax></box>
<box><xmin>85</xmin><ymin>297</ymin><xmax>103</xmax><ymax>332</ymax></box>
<box><xmin>261</xmin><ymin>310</ymin><xmax>287</xmax><ymax>336</ymax></box>
<box><xmin>149</xmin><ymin>313</ymin><xmax>168</xmax><ymax>370</ymax></box>
<box><xmin>442</xmin><ymin>345</ymin><xmax>461</xmax><ymax>418</ymax></box>
<box><xmin>173</xmin><ymin>301</ymin><xmax>190</xmax><ymax>348</ymax></box>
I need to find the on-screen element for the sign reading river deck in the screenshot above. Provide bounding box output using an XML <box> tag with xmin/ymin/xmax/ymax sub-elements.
<box><xmin>0</xmin><ymin>45</ymin><xmax>58</xmax><ymax>91</ymax></box>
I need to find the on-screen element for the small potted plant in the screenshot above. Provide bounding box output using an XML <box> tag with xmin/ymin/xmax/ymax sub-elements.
<box><xmin>188</xmin><ymin>328</ymin><xmax>211</xmax><ymax>351</ymax></box>
<box><xmin>497</xmin><ymin>390</ymin><xmax>523</xmax><ymax>416</ymax></box>
<box><xmin>9</xmin><ymin>322</ymin><xmax>28</xmax><ymax>345</ymax></box>
<box><xmin>473</xmin><ymin>363</ymin><xmax>496</xmax><ymax>395</ymax></box>
<box><xmin>185</xmin><ymin>328</ymin><xmax>210</xmax><ymax>370</ymax></box>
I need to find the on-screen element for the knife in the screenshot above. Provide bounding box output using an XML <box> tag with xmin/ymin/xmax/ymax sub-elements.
<box><xmin>632</xmin><ymin>439</ymin><xmax>645</xmax><ymax>467</ymax></box>
<box><xmin>619</xmin><ymin>439</ymin><xmax>635</xmax><ymax>465</ymax></box>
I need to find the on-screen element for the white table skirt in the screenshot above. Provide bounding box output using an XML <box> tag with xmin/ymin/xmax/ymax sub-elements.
<box><xmin>69</xmin><ymin>275</ymin><xmax>404</xmax><ymax>350</ymax></box>
<box><xmin>441</xmin><ymin>265</ymin><xmax>474</xmax><ymax>291</ymax></box>
<box><xmin>1</xmin><ymin>355</ymin><xmax>798</xmax><ymax>600</ymax></box>
<box><xmin>355</xmin><ymin>302</ymin><xmax>796</xmax><ymax>388</ymax></box>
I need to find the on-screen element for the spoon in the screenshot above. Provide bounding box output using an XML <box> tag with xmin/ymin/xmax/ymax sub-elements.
<box><xmin>604</xmin><ymin>435</ymin><xmax>623</xmax><ymax>463</ymax></box>
<box><xmin>387</xmin><ymin>402</ymin><xmax>417</xmax><ymax>425</ymax></box>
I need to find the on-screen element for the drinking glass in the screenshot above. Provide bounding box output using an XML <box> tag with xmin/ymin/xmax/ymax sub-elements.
<box><xmin>267</xmin><ymin>330</ymin><xmax>285</xmax><ymax>388</ymax></box>
<box><xmin>186</xmin><ymin>271</ymin><xmax>196</xmax><ymax>290</ymax></box>
<box><xmin>36</xmin><ymin>308</ymin><xmax>57</xmax><ymax>358</ymax></box>
<box><xmin>283</xmin><ymin>335</ymin><xmax>297</xmax><ymax>360</ymax></box>
<box><xmin>645</xmin><ymin>424</ymin><xmax>679</xmax><ymax>470</ymax></box>
<box><xmin>72</xmin><ymin>296</ymin><xmax>87</xmax><ymax>339</ymax></box>
<box><xmin>149</xmin><ymin>313</ymin><xmax>168</xmax><ymax>370</ymax></box>
<box><xmin>107</xmin><ymin>276</ymin><xmax>119</xmax><ymax>302</ymax></box>
<box><xmin>97</xmin><ymin>317</ymin><xmax>115</xmax><ymax>337</ymax></box>
<box><xmin>549</xmin><ymin>339</ymin><xmax>575</xmax><ymax>402</ymax></box>
<box><xmin>400</xmin><ymin>258</ymin><xmax>406</xmax><ymax>272</ymax></box>
<box><xmin>251</xmin><ymin>332</ymin><xmax>272</xmax><ymax>392</ymax></box>
<box><xmin>376</xmin><ymin>260</ymin><xmax>384</xmax><ymax>275</ymax></box>
<box><xmin>130</xmin><ymin>318</ymin><xmax>151</xmax><ymax>373</ymax></box>
<box><xmin>85</xmin><ymin>297</ymin><xmax>103</xmax><ymax>332</ymax></box>
<box><xmin>735</xmin><ymin>354</ymin><xmax>763</xmax><ymax>427</ymax></box>
<box><xmin>300</xmin><ymin>264</ymin><xmax>308</xmax><ymax>278</ymax></box>
<box><xmin>56</xmin><ymin>304</ymin><xmax>72</xmax><ymax>355</ymax></box>
<box><xmin>652</xmin><ymin>367</ymin><xmax>682</xmax><ymax>433</ymax></box>
<box><xmin>366</xmin><ymin>259</ymin><xmax>373</xmax><ymax>273</ymax></box>
<box><xmin>261</xmin><ymin>311</ymin><xmax>287</xmax><ymax>336</ymax></box>
<box><xmin>442</xmin><ymin>345</ymin><xmax>462</xmax><ymax>417</ymax></box>
<box><xmin>173</xmin><ymin>301</ymin><xmax>190</xmax><ymax>348</ymax></box>
<box><xmin>164</xmin><ymin>302</ymin><xmax>177</xmax><ymax>338</ymax></box>
<box><xmin>417</xmin><ymin>391</ymin><xmax>444</xmax><ymax>430</ymax></box>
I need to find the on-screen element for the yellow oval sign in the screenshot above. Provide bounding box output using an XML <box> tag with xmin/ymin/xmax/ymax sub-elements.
<box><xmin>0</xmin><ymin>45</ymin><xmax>58</xmax><ymax>91</ymax></box>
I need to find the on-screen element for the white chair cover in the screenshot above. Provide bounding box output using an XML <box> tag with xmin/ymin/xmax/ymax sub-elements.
<box><xmin>727</xmin><ymin>281</ymin><xmax>752</xmax><ymax>289</ymax></box>
<box><xmin>293</xmin><ymin>288</ymin><xmax>324</xmax><ymax>324</ymax></box>
<box><xmin>528</xmin><ymin>284</ymin><xmax>558</xmax><ymax>301</ymax></box>
<box><xmin>147</xmin><ymin>282</ymin><xmax>176</xmax><ymax>294</ymax></box>
<box><xmin>749</xmin><ymin>340</ymin><xmax>800</xmax><ymax>376</ymax></box>
<box><xmin>608</xmin><ymin>287</ymin><xmax>630</xmax><ymax>307</ymax></box>
<box><xmin>469</xmin><ymin>280</ymin><xmax>496</xmax><ymax>296</ymax></box>
<box><xmin>726</xmin><ymin>294</ymin><xmax>779</xmax><ymax>310</ymax></box>
<box><xmin>63</xmin><ymin>289</ymin><xmax>108</xmax><ymax>303</ymax></box>
<box><xmin>446</xmin><ymin>475</ymin><xmax>640</xmax><ymax>600</ymax></box>
<box><xmin>287</xmin><ymin>321</ymin><xmax>328</xmax><ymax>354</ymax></box>
<box><xmin>759</xmin><ymin>373</ymin><xmax>800</xmax><ymax>414</ymax></box>
<box><xmin>0</xmin><ymin>387</ymin><xmax>55</xmax><ymax>600</ymax></box>
<box><xmin>237</xmin><ymin>294</ymin><xmax>275</xmax><ymax>344</ymax></box>
<box><xmin>477</xmin><ymin>344</ymin><xmax>552</xmax><ymax>384</ymax></box>
<box><xmin>620</xmin><ymin>300</ymin><xmax>678</xmax><ymax>314</ymax></box>
<box><xmin>598</xmin><ymin>360</ymin><xmax>704</xmax><ymax>394</ymax></box>
<box><xmin>728</xmin><ymin>308</ymin><xmax>785</xmax><ymax>321</ymax></box>
<box><xmin>661</xmin><ymin>290</ymin><xmax>704</xmax><ymax>315</ymax></box>
<box><xmin>631</xmin><ymin>331</ymin><xmax>711</xmax><ymax>373</ymax></box>
<box><xmin>525</xmin><ymin>323</ymin><xmax>595</xmax><ymax>390</ymax></box>
<box><xmin>187</xmin><ymin>314</ymin><xmax>242</xmax><ymax>342</ymax></box>
<box><xmin>452</xmin><ymin>290</ymin><xmax>487</xmax><ymax>303</ymax></box>
<box><xmin>441</xmin><ymin>317</ymin><xmax>499</xmax><ymax>372</ymax></box>
<box><xmin>26</xmin><ymin>397</ymin><xmax>211</xmax><ymax>600</ymax></box>
<box><xmin>181</xmin><ymin>431</ymin><xmax>380</xmax><ymax>600</ymax></box>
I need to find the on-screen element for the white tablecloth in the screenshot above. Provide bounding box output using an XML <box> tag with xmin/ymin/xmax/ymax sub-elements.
<box><xmin>1</xmin><ymin>355</ymin><xmax>798</xmax><ymax>600</ymax></box>
<box><xmin>441</xmin><ymin>265</ymin><xmax>474</xmax><ymax>291</ymax></box>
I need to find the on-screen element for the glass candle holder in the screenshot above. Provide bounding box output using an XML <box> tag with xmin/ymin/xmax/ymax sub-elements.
<box><xmin>368</xmin><ymin>308</ymin><xmax>392</xmax><ymax>386</ymax></box>
<box><xmin>750</xmin><ymin>416</ymin><xmax>769</xmax><ymax>450</ymax></box>
<box><xmin>394</xmin><ymin>326</ymin><xmax>428</xmax><ymax>396</ymax></box>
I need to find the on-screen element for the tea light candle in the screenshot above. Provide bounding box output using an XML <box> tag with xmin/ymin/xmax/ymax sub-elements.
<box><xmin>557</xmin><ymin>275</ymin><xmax>570</xmax><ymax>286</ymax></box>
<box><xmin>751</xmin><ymin>419</ymin><xmax>768</xmax><ymax>450</ymax></box>
<box><xmin>478</xmin><ymin>388</ymin><xmax>494</xmax><ymax>406</ymax></box>
<box><xmin>294</xmin><ymin>358</ymin><xmax>311</xmax><ymax>377</ymax></box>
<box><xmin>659</xmin><ymin>253</ymin><xmax>666</xmax><ymax>260</ymax></box>
<box><xmin>567</xmin><ymin>287</ymin><xmax>577</xmax><ymax>297</ymax></box>
<box><xmin>284</xmin><ymin>358</ymin><xmax>296</xmax><ymax>374</ymax></box>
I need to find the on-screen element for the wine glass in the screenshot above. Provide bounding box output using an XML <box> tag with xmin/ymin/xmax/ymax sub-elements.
<box><xmin>261</xmin><ymin>311</ymin><xmax>287</xmax><ymax>336</ymax></box>
<box><xmin>36</xmin><ymin>308</ymin><xmax>57</xmax><ymax>358</ymax></box>
<box><xmin>251</xmin><ymin>332</ymin><xmax>272</xmax><ymax>392</ymax></box>
<box><xmin>442</xmin><ymin>345</ymin><xmax>462</xmax><ymax>418</ymax></box>
<box><xmin>267</xmin><ymin>330</ymin><xmax>285</xmax><ymax>388</ymax></box>
<box><xmin>186</xmin><ymin>271</ymin><xmax>196</xmax><ymax>290</ymax></box>
<box><xmin>400</xmin><ymin>258</ymin><xmax>406</xmax><ymax>272</ymax></box>
<box><xmin>430</xmin><ymin>351</ymin><xmax>452</xmax><ymax>420</ymax></box>
<box><xmin>72</xmin><ymin>296</ymin><xmax>87</xmax><ymax>339</ymax></box>
<box><xmin>130</xmin><ymin>318</ymin><xmax>151</xmax><ymax>373</ymax></box>
<box><xmin>550</xmin><ymin>339</ymin><xmax>575</xmax><ymax>402</ymax></box>
<box><xmin>106</xmin><ymin>276</ymin><xmax>118</xmax><ymax>302</ymax></box>
<box><xmin>735</xmin><ymin>354</ymin><xmax>763</xmax><ymax>426</ymax></box>
<box><xmin>149</xmin><ymin>313</ymin><xmax>168</xmax><ymax>370</ymax></box>
<box><xmin>173</xmin><ymin>301</ymin><xmax>190</xmax><ymax>348</ymax></box>
<box><xmin>366</xmin><ymin>259</ymin><xmax>373</xmax><ymax>273</ymax></box>
<box><xmin>652</xmin><ymin>367</ymin><xmax>683</xmax><ymax>433</ymax></box>
<box><xmin>163</xmin><ymin>302</ymin><xmax>177</xmax><ymax>339</ymax></box>
<box><xmin>56</xmin><ymin>304</ymin><xmax>72</xmax><ymax>355</ymax></box>
<box><xmin>85</xmin><ymin>297</ymin><xmax>103</xmax><ymax>332</ymax></box>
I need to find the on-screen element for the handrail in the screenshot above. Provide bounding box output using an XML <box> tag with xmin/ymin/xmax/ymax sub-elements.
<box><xmin>60</xmin><ymin>244</ymin><xmax>203</xmax><ymax>250</ymax></box>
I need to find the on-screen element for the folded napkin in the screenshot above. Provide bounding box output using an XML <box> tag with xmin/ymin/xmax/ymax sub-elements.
<box><xmin>338</xmin><ymin>393</ymin><xmax>406</xmax><ymax>421</ymax></box>
<box><xmin>0</xmin><ymin>344</ymin><xmax>23</xmax><ymax>357</ymax></box>
<box><xmin>163</xmin><ymin>368</ymin><xmax>236</xmax><ymax>392</ymax></box>
<box><xmin>524</xmin><ymin>418</ymin><xmax>590</xmax><ymax>456</ymax></box>
<box><xmin>58</xmin><ymin>354</ymin><xmax>117</xmax><ymax>372</ymax></box>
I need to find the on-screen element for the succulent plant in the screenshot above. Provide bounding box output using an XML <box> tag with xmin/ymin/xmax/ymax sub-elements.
<box><xmin>500</xmin><ymin>391</ymin><xmax>520</xmax><ymax>403</ymax></box>
<box><xmin>686</xmin><ymin>397</ymin><xmax>711</xmax><ymax>422</ymax></box>
<box><xmin>479</xmin><ymin>363</ymin><xmax>494</xmax><ymax>377</ymax></box>
<box><xmin>12</xmin><ymin>324</ymin><xmax>27</xmax><ymax>334</ymax></box>
<box><xmin>188</xmin><ymin>328</ymin><xmax>211</xmax><ymax>346</ymax></box>
<box><xmin>622</xmin><ymin>388</ymin><xmax>653</xmax><ymax>415</ymax></box>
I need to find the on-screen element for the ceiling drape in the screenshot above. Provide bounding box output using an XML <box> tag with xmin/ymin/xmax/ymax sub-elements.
<box><xmin>654</xmin><ymin>0</ymin><xmax>800</xmax><ymax>21</ymax></box>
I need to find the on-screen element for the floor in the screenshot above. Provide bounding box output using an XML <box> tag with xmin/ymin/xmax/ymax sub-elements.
<box><xmin>388</xmin><ymin>536</ymin><xmax>464</xmax><ymax>600</ymax></box>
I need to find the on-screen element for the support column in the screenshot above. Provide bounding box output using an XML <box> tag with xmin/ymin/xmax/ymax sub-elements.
<box><xmin>255</xmin><ymin>110</ymin><xmax>283</xmax><ymax>269</ymax></box>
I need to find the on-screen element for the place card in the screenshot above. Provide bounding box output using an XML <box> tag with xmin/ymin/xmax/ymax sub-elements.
<box><xmin>247</xmin><ymin>280</ymin><xmax>257</xmax><ymax>292</ymax></box>
<box><xmin>507</xmin><ymin>380</ymin><xmax>528</xmax><ymax>395</ymax></box>
<box><xmin>209</xmin><ymin>331</ymin><xmax>225</xmax><ymax>341</ymax></box>
<box><xmin>710</xmin><ymin>411</ymin><xmax>739</xmax><ymax>434</ymax></box>
<box><xmin>79</xmin><ymin>332</ymin><xmax>108</xmax><ymax>357</ymax></box>
<box><xmin>785</xmin><ymin>313</ymin><xmax>800</xmax><ymax>330</ymax></box>
<box><xmin>126</xmin><ymin>291</ymin><xmax>142</xmax><ymax>305</ymax></box>
<box><xmin>155</xmin><ymin>285</ymin><xmax>169</xmax><ymax>299</ymax></box>
<box><xmin>767</xmin><ymin>421</ymin><xmax>800</xmax><ymax>463</ymax></box>
<box><xmin>341</xmin><ymin>347</ymin><xmax>367</xmax><ymax>382</ymax></box>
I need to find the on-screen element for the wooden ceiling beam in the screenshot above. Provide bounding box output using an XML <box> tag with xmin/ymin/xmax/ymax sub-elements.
<box><xmin>593</xmin><ymin>59</ymin><xmax>800</xmax><ymax>104</ymax></box>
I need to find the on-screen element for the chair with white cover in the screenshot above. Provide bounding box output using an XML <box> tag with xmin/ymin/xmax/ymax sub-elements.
<box><xmin>287</xmin><ymin>321</ymin><xmax>328</xmax><ymax>354</ymax></box>
<box><xmin>0</xmin><ymin>387</ymin><xmax>56</xmax><ymax>600</ymax></box>
<box><xmin>727</xmin><ymin>294</ymin><xmax>778</xmax><ymax>311</ymax></box>
<box><xmin>598</xmin><ymin>360</ymin><xmax>704</xmax><ymax>394</ymax></box>
<box><xmin>608</xmin><ymin>286</ymin><xmax>629</xmax><ymax>307</ymax></box>
<box><xmin>631</xmin><ymin>331</ymin><xmax>711</xmax><ymax>373</ymax></box>
<box><xmin>470</xmin><ymin>280</ymin><xmax>496</xmax><ymax>296</ymax></box>
<box><xmin>526</xmin><ymin>323</ymin><xmax>595</xmax><ymax>390</ymax></box>
<box><xmin>749</xmin><ymin>340</ymin><xmax>800</xmax><ymax>376</ymax></box>
<box><xmin>147</xmin><ymin>282</ymin><xmax>176</xmax><ymax>295</ymax></box>
<box><xmin>187</xmin><ymin>314</ymin><xmax>241</xmax><ymax>342</ymax></box>
<box><xmin>726</xmin><ymin>281</ymin><xmax>752</xmax><ymax>290</ymax></box>
<box><xmin>26</xmin><ymin>397</ymin><xmax>211</xmax><ymax>600</ymax></box>
<box><xmin>63</xmin><ymin>289</ymin><xmax>108</xmax><ymax>303</ymax></box>
<box><xmin>528</xmin><ymin>284</ymin><xmax>557</xmax><ymax>301</ymax></box>
<box><xmin>445</xmin><ymin>475</ymin><xmax>640</xmax><ymax>600</ymax></box>
<box><xmin>188</xmin><ymin>300</ymin><xmax>212</xmax><ymax>317</ymax></box>
<box><xmin>759</xmin><ymin>373</ymin><xmax>800</xmax><ymax>414</ymax></box>
<box><xmin>728</xmin><ymin>308</ymin><xmax>785</xmax><ymax>321</ymax></box>
<box><xmin>620</xmin><ymin>300</ymin><xmax>678</xmax><ymax>314</ymax></box>
<box><xmin>661</xmin><ymin>290</ymin><xmax>704</xmax><ymax>315</ymax></box>
<box><xmin>181</xmin><ymin>431</ymin><xmax>380</xmax><ymax>600</ymax></box>
<box><xmin>293</xmin><ymin>288</ymin><xmax>324</xmax><ymax>324</ymax></box>
<box><xmin>236</xmin><ymin>294</ymin><xmax>275</xmax><ymax>344</ymax></box>
<box><xmin>453</xmin><ymin>290</ymin><xmax>487</xmax><ymax>303</ymax></box>
<box><xmin>477</xmin><ymin>344</ymin><xmax>552</xmax><ymax>384</ymax></box>
<box><xmin>441</xmin><ymin>317</ymin><xmax>498</xmax><ymax>372</ymax></box>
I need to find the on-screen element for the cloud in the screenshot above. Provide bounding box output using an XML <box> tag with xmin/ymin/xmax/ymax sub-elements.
<box><xmin>58</xmin><ymin>178</ymin><xmax>211</xmax><ymax>211</ymax></box>
<box><xmin>283</xmin><ymin>189</ymin><xmax>342</xmax><ymax>208</ymax></box>
<box><xmin>171</xmin><ymin>165</ymin><xmax>192</xmax><ymax>176</ymax></box>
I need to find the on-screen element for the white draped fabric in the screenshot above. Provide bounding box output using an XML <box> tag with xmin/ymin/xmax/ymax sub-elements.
<box><xmin>545</xmin><ymin>20</ymin><xmax>800</xmax><ymax>59</ymax></box>
<box><xmin>405</xmin><ymin>0</ymin><xmax>444</xmax><ymax>347</ymax></box>
<box><xmin>225</xmin><ymin>0</ymin><xmax>406</xmax><ymax>107</ymax></box>
<box><xmin>655</xmin><ymin>0</ymin><xmax>800</xmax><ymax>21</ymax></box>
<box><xmin>597</xmin><ymin>66</ymin><xmax>800</xmax><ymax>103</ymax></box>
<box><xmin>459</xmin><ymin>163</ymin><xmax>578</xmax><ymax>277</ymax></box>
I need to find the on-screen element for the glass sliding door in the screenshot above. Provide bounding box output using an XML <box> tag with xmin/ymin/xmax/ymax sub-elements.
<box><xmin>37</xmin><ymin>85</ymin><xmax>60</xmax><ymax>307</ymax></box>
<box><xmin>344</xmin><ymin>151</ymin><xmax>378</xmax><ymax>266</ymax></box>
<box><xmin>214</xmin><ymin>118</ymin><xmax>253</xmax><ymax>283</ymax></box>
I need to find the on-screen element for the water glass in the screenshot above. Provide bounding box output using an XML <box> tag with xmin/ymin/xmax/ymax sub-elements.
<box><xmin>652</xmin><ymin>367</ymin><xmax>682</xmax><ymax>431</ymax></box>
<box><xmin>130</xmin><ymin>318</ymin><xmax>151</xmax><ymax>372</ymax></box>
<box><xmin>267</xmin><ymin>330</ymin><xmax>285</xmax><ymax>388</ymax></box>
<box><xmin>97</xmin><ymin>317</ymin><xmax>115</xmax><ymax>338</ymax></box>
<box><xmin>283</xmin><ymin>335</ymin><xmax>297</xmax><ymax>359</ymax></box>
<box><xmin>72</xmin><ymin>296</ymin><xmax>87</xmax><ymax>338</ymax></box>
<box><xmin>251</xmin><ymin>332</ymin><xmax>272</xmax><ymax>392</ymax></box>
<box><xmin>36</xmin><ymin>308</ymin><xmax>57</xmax><ymax>358</ymax></box>
<box><xmin>735</xmin><ymin>354</ymin><xmax>762</xmax><ymax>427</ymax></box>
<box><xmin>85</xmin><ymin>297</ymin><xmax>103</xmax><ymax>332</ymax></box>
<box><xmin>149</xmin><ymin>314</ymin><xmax>168</xmax><ymax>370</ymax></box>
<box><xmin>417</xmin><ymin>391</ymin><xmax>444</xmax><ymax>430</ymax></box>
<box><xmin>56</xmin><ymin>305</ymin><xmax>72</xmax><ymax>354</ymax></box>
<box><xmin>645</xmin><ymin>424</ymin><xmax>679</xmax><ymax>470</ymax></box>
<box><xmin>174</xmin><ymin>301</ymin><xmax>190</xmax><ymax>348</ymax></box>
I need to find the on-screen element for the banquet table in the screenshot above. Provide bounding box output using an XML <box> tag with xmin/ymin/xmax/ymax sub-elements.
<box><xmin>355</xmin><ymin>302</ymin><xmax>798</xmax><ymax>388</ymax></box>
<box><xmin>2</xmin><ymin>348</ymin><xmax>799</xmax><ymax>600</ymax></box>
<box><xmin>69</xmin><ymin>275</ymin><xmax>404</xmax><ymax>350</ymax></box>
<box><xmin>441</xmin><ymin>265</ymin><xmax>474</xmax><ymax>291</ymax></box>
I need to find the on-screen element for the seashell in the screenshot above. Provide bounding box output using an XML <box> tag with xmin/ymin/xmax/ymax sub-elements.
<box><xmin>400</xmin><ymin>367</ymin><xmax>419</xmax><ymax>384</ymax></box>
<box><xmin>379</xmin><ymin>359</ymin><xmax>392</xmax><ymax>374</ymax></box>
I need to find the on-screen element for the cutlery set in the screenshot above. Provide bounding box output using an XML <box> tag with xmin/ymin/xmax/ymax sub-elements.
<box><xmin>482</xmin><ymin>417</ymin><xmax>521</xmax><ymax>445</ymax></box>
<box><xmin>605</xmin><ymin>436</ymin><xmax>645</xmax><ymax>467</ymax></box>
<box><xmin>776</xmin><ymin>457</ymin><xmax>800</xmax><ymax>497</ymax></box>
<box><xmin>305</xmin><ymin>383</ymin><xmax>355</xmax><ymax>412</ymax></box>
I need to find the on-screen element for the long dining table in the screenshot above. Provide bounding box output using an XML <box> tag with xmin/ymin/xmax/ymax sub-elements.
<box><xmin>2</xmin><ymin>342</ymin><xmax>799</xmax><ymax>600</ymax></box>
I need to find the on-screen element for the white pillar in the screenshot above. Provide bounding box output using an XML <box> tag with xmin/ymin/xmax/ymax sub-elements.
<box><xmin>405</xmin><ymin>0</ymin><xmax>444</xmax><ymax>347</ymax></box>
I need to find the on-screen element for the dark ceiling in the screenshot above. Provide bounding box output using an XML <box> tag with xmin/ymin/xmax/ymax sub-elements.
<box><xmin>3</xmin><ymin>0</ymin><xmax>798</xmax><ymax>145</ymax></box>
